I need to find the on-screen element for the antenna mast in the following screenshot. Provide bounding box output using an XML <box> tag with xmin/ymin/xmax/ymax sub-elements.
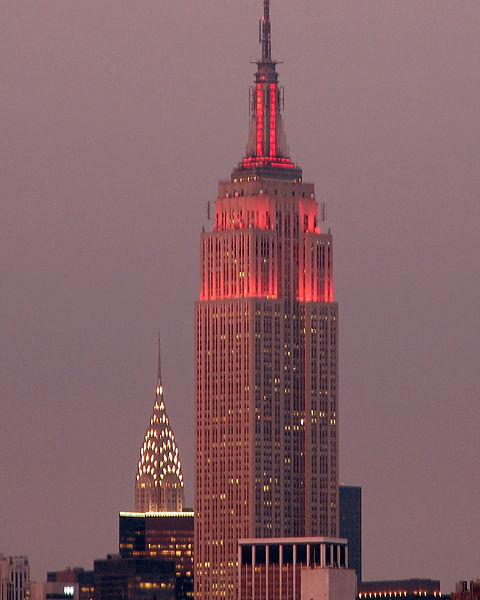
<box><xmin>260</xmin><ymin>0</ymin><xmax>271</xmax><ymax>61</ymax></box>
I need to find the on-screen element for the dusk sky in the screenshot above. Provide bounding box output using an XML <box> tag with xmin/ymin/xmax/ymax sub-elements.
<box><xmin>1</xmin><ymin>0</ymin><xmax>479</xmax><ymax>592</ymax></box>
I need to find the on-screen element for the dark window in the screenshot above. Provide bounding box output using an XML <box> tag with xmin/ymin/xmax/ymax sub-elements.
<box><xmin>310</xmin><ymin>544</ymin><xmax>321</xmax><ymax>566</ymax></box>
<box><xmin>255</xmin><ymin>545</ymin><xmax>266</xmax><ymax>565</ymax></box>
<box><xmin>283</xmin><ymin>544</ymin><xmax>293</xmax><ymax>564</ymax></box>
<box><xmin>241</xmin><ymin>546</ymin><xmax>252</xmax><ymax>565</ymax></box>
<box><xmin>269</xmin><ymin>545</ymin><xmax>279</xmax><ymax>565</ymax></box>
<box><xmin>340</xmin><ymin>545</ymin><xmax>346</xmax><ymax>568</ymax></box>
<box><xmin>296</xmin><ymin>544</ymin><xmax>307</xmax><ymax>565</ymax></box>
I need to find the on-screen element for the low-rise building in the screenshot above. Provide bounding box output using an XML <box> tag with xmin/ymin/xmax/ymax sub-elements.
<box><xmin>31</xmin><ymin>567</ymin><xmax>94</xmax><ymax>600</ymax></box>
<box><xmin>238</xmin><ymin>537</ymin><xmax>356</xmax><ymax>600</ymax></box>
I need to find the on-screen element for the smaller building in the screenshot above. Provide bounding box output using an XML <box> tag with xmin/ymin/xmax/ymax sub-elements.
<box><xmin>119</xmin><ymin>511</ymin><xmax>194</xmax><ymax>596</ymax></box>
<box><xmin>238</xmin><ymin>537</ymin><xmax>356</xmax><ymax>600</ymax></box>
<box><xmin>451</xmin><ymin>581</ymin><xmax>480</xmax><ymax>600</ymax></box>
<box><xmin>31</xmin><ymin>567</ymin><xmax>94</xmax><ymax>600</ymax></box>
<box><xmin>31</xmin><ymin>581</ymin><xmax>78</xmax><ymax>600</ymax></box>
<box><xmin>0</xmin><ymin>554</ymin><xmax>30</xmax><ymax>600</ymax></box>
<box><xmin>358</xmin><ymin>579</ymin><xmax>441</xmax><ymax>600</ymax></box>
<box><xmin>339</xmin><ymin>485</ymin><xmax>362</xmax><ymax>583</ymax></box>
<box><xmin>75</xmin><ymin>571</ymin><xmax>94</xmax><ymax>600</ymax></box>
<box><xmin>94</xmin><ymin>556</ymin><xmax>176</xmax><ymax>600</ymax></box>
<box><xmin>119</xmin><ymin>511</ymin><xmax>194</xmax><ymax>566</ymax></box>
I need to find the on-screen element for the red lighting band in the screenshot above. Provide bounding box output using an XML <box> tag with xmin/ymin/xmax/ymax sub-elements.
<box><xmin>270</xmin><ymin>161</ymin><xmax>294</xmax><ymax>169</ymax></box>
<box><xmin>256</xmin><ymin>83</ymin><xmax>263</xmax><ymax>156</ymax></box>
<box><xmin>241</xmin><ymin>157</ymin><xmax>295</xmax><ymax>169</ymax></box>
<box><xmin>269</xmin><ymin>83</ymin><xmax>277</xmax><ymax>157</ymax></box>
<box><xmin>242</xmin><ymin>156</ymin><xmax>292</xmax><ymax>165</ymax></box>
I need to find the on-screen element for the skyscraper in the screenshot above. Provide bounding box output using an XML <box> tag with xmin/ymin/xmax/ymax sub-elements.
<box><xmin>136</xmin><ymin>337</ymin><xmax>185</xmax><ymax>513</ymax></box>
<box><xmin>195</xmin><ymin>2</ymin><xmax>338</xmax><ymax>599</ymax></box>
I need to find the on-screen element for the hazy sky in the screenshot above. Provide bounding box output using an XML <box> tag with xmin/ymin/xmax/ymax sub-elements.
<box><xmin>1</xmin><ymin>0</ymin><xmax>479</xmax><ymax>592</ymax></box>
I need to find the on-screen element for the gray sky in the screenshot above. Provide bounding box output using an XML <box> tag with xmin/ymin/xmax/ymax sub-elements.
<box><xmin>1</xmin><ymin>0</ymin><xmax>479</xmax><ymax>592</ymax></box>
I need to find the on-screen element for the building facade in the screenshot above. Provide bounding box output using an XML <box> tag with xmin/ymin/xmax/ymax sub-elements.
<box><xmin>0</xmin><ymin>555</ymin><xmax>30</xmax><ymax>600</ymax></box>
<box><xmin>135</xmin><ymin>338</ymin><xmax>185</xmax><ymax>513</ymax></box>
<box><xmin>339</xmin><ymin>485</ymin><xmax>362</xmax><ymax>583</ymax></box>
<box><xmin>119</xmin><ymin>511</ymin><xmax>194</xmax><ymax>599</ymax></box>
<box><xmin>31</xmin><ymin>581</ymin><xmax>78</xmax><ymax>600</ymax></box>
<box><xmin>93</xmin><ymin>556</ymin><xmax>176</xmax><ymax>600</ymax></box>
<box><xmin>238</xmin><ymin>537</ymin><xmax>355</xmax><ymax>600</ymax></box>
<box><xmin>32</xmin><ymin>568</ymin><xmax>94</xmax><ymax>600</ymax></box>
<box><xmin>195</xmin><ymin>2</ymin><xmax>338</xmax><ymax>598</ymax></box>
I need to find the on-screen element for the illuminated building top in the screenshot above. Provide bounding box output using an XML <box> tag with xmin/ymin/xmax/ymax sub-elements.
<box><xmin>135</xmin><ymin>336</ymin><xmax>185</xmax><ymax>513</ymax></box>
<box><xmin>231</xmin><ymin>0</ymin><xmax>302</xmax><ymax>182</ymax></box>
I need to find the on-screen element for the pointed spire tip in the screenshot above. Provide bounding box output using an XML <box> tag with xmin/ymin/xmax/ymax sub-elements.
<box><xmin>157</xmin><ymin>332</ymin><xmax>162</xmax><ymax>384</ymax></box>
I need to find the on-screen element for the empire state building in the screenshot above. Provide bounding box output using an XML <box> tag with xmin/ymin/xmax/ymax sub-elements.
<box><xmin>195</xmin><ymin>3</ymin><xmax>338</xmax><ymax>598</ymax></box>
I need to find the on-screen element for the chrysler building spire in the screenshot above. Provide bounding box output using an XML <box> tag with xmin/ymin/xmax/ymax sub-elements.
<box><xmin>135</xmin><ymin>336</ymin><xmax>185</xmax><ymax>513</ymax></box>
<box><xmin>232</xmin><ymin>0</ymin><xmax>302</xmax><ymax>182</ymax></box>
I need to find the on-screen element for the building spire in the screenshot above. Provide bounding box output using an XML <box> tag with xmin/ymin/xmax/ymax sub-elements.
<box><xmin>157</xmin><ymin>331</ymin><xmax>162</xmax><ymax>385</ymax></box>
<box><xmin>260</xmin><ymin>0</ymin><xmax>272</xmax><ymax>61</ymax></box>
<box><xmin>231</xmin><ymin>0</ymin><xmax>302</xmax><ymax>182</ymax></box>
<box><xmin>135</xmin><ymin>337</ymin><xmax>185</xmax><ymax>513</ymax></box>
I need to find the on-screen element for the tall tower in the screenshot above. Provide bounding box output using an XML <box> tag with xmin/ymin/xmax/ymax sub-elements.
<box><xmin>195</xmin><ymin>2</ymin><xmax>338</xmax><ymax>599</ymax></box>
<box><xmin>135</xmin><ymin>337</ymin><xmax>185</xmax><ymax>513</ymax></box>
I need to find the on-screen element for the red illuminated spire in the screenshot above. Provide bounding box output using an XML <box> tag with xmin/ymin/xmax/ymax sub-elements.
<box><xmin>232</xmin><ymin>0</ymin><xmax>301</xmax><ymax>181</ymax></box>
